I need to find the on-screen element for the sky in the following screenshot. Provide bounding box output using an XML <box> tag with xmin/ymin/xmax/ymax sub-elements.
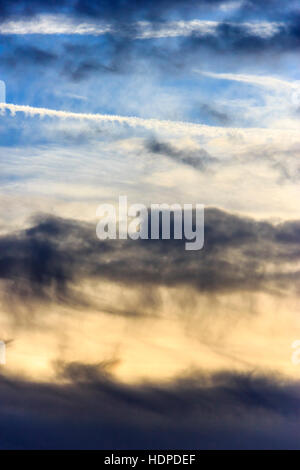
<box><xmin>0</xmin><ymin>0</ymin><xmax>300</xmax><ymax>449</ymax></box>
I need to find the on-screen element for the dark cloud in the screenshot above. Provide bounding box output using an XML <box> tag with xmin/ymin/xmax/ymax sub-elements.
<box><xmin>197</xmin><ymin>103</ymin><xmax>232</xmax><ymax>126</ymax></box>
<box><xmin>0</xmin><ymin>13</ymin><xmax>299</xmax><ymax>83</ymax></box>
<box><xmin>62</xmin><ymin>37</ymin><xmax>134</xmax><ymax>80</ymax></box>
<box><xmin>62</xmin><ymin>59</ymin><xmax>112</xmax><ymax>81</ymax></box>
<box><xmin>70</xmin><ymin>0</ymin><xmax>297</xmax><ymax>25</ymax></box>
<box><xmin>2</xmin><ymin>44</ymin><xmax>57</xmax><ymax>68</ymax></box>
<box><xmin>0</xmin><ymin>215</ymin><xmax>95</xmax><ymax>306</ymax></box>
<box><xmin>0</xmin><ymin>1</ymin><xmax>231</xmax><ymax>21</ymax></box>
<box><xmin>179</xmin><ymin>18</ymin><xmax>300</xmax><ymax>58</ymax></box>
<box><xmin>0</xmin><ymin>365</ymin><xmax>300</xmax><ymax>449</ymax></box>
<box><xmin>0</xmin><ymin>0</ymin><xmax>294</xmax><ymax>23</ymax></box>
<box><xmin>146</xmin><ymin>140</ymin><xmax>300</xmax><ymax>185</ymax></box>
<box><xmin>0</xmin><ymin>1</ymin><xmax>299</xmax><ymax>84</ymax></box>
<box><xmin>0</xmin><ymin>209</ymin><xmax>299</xmax><ymax>312</ymax></box>
<box><xmin>145</xmin><ymin>138</ymin><xmax>219</xmax><ymax>170</ymax></box>
<box><xmin>0</xmin><ymin>37</ymin><xmax>134</xmax><ymax>81</ymax></box>
<box><xmin>72</xmin><ymin>0</ymin><xmax>223</xmax><ymax>22</ymax></box>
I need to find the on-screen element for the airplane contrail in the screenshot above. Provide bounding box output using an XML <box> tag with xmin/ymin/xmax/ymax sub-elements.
<box><xmin>0</xmin><ymin>102</ymin><xmax>215</xmax><ymax>135</ymax></box>
<box><xmin>197</xmin><ymin>70</ymin><xmax>300</xmax><ymax>91</ymax></box>
<box><xmin>0</xmin><ymin>102</ymin><xmax>298</xmax><ymax>138</ymax></box>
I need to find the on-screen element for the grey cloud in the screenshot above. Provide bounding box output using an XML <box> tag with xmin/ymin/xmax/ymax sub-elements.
<box><xmin>197</xmin><ymin>103</ymin><xmax>232</xmax><ymax>126</ymax></box>
<box><xmin>0</xmin><ymin>0</ymin><xmax>293</xmax><ymax>23</ymax></box>
<box><xmin>2</xmin><ymin>44</ymin><xmax>57</xmax><ymax>67</ymax></box>
<box><xmin>0</xmin><ymin>364</ymin><xmax>300</xmax><ymax>449</ymax></box>
<box><xmin>0</xmin><ymin>209</ymin><xmax>300</xmax><ymax>312</ymax></box>
<box><xmin>146</xmin><ymin>138</ymin><xmax>219</xmax><ymax>170</ymax></box>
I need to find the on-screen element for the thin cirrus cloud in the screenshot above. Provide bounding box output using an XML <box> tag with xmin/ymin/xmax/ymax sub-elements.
<box><xmin>0</xmin><ymin>15</ymin><xmax>284</xmax><ymax>39</ymax></box>
<box><xmin>198</xmin><ymin>70</ymin><xmax>300</xmax><ymax>92</ymax></box>
<box><xmin>1</xmin><ymin>102</ymin><xmax>299</xmax><ymax>139</ymax></box>
<box><xmin>195</xmin><ymin>70</ymin><xmax>300</xmax><ymax>128</ymax></box>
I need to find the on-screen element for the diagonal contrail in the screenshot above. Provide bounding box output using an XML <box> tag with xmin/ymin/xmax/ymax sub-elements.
<box><xmin>0</xmin><ymin>102</ymin><xmax>299</xmax><ymax>139</ymax></box>
<box><xmin>0</xmin><ymin>102</ymin><xmax>214</xmax><ymax>135</ymax></box>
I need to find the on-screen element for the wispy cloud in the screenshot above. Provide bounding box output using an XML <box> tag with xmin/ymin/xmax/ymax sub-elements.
<box><xmin>1</xmin><ymin>102</ymin><xmax>299</xmax><ymax>138</ymax></box>
<box><xmin>0</xmin><ymin>15</ymin><xmax>283</xmax><ymax>39</ymax></box>
<box><xmin>198</xmin><ymin>70</ymin><xmax>300</xmax><ymax>92</ymax></box>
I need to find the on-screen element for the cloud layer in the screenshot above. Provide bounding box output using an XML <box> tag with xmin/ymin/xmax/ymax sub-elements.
<box><xmin>1</xmin><ymin>365</ymin><xmax>300</xmax><ymax>449</ymax></box>
<box><xmin>1</xmin><ymin>209</ymin><xmax>299</xmax><ymax>306</ymax></box>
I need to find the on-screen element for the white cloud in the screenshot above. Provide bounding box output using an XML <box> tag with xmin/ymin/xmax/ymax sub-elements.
<box><xmin>0</xmin><ymin>15</ymin><xmax>111</xmax><ymax>35</ymax></box>
<box><xmin>1</xmin><ymin>102</ymin><xmax>299</xmax><ymax>139</ymax></box>
<box><xmin>0</xmin><ymin>14</ymin><xmax>283</xmax><ymax>39</ymax></box>
<box><xmin>218</xmin><ymin>1</ymin><xmax>244</xmax><ymax>12</ymax></box>
<box><xmin>196</xmin><ymin>70</ymin><xmax>300</xmax><ymax>128</ymax></box>
<box><xmin>199</xmin><ymin>70</ymin><xmax>300</xmax><ymax>92</ymax></box>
